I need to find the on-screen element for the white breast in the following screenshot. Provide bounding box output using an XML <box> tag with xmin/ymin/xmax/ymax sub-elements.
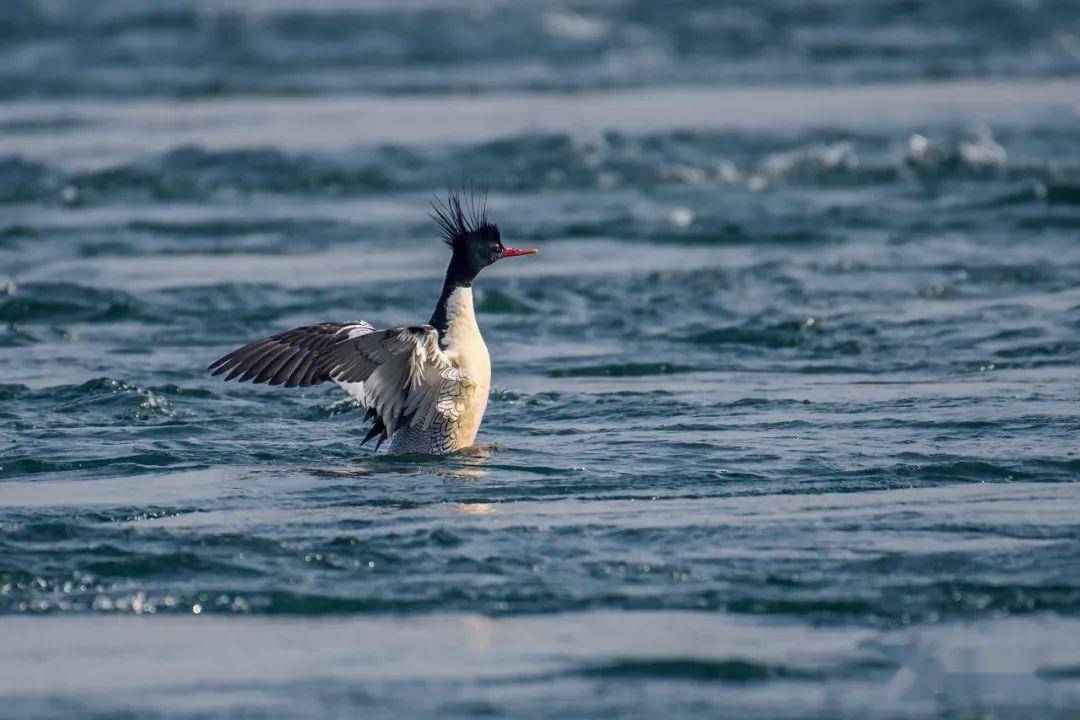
<box><xmin>438</xmin><ymin>286</ymin><xmax>491</xmax><ymax>447</ymax></box>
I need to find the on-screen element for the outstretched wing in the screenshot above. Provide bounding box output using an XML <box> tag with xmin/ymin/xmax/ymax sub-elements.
<box><xmin>320</xmin><ymin>324</ymin><xmax>476</xmax><ymax>441</ymax></box>
<box><xmin>207</xmin><ymin>322</ymin><xmax>374</xmax><ymax>387</ymax></box>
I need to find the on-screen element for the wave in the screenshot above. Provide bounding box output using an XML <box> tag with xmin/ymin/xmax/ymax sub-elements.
<box><xmin>839</xmin><ymin>458</ymin><xmax>1080</xmax><ymax>486</ymax></box>
<box><xmin>0</xmin><ymin>156</ymin><xmax>59</xmax><ymax>203</ymax></box>
<box><xmin>83</xmin><ymin>552</ymin><xmax>265</xmax><ymax>580</ymax></box>
<box><xmin>0</xmin><ymin>283</ymin><xmax>152</xmax><ymax>323</ymax></box>
<box><xmin>0</xmin><ymin>383</ymin><xmax>30</xmax><ymax>399</ymax></box>
<box><xmin>45</xmin><ymin>377</ymin><xmax>178</xmax><ymax>420</ymax></box>
<box><xmin>474</xmin><ymin>289</ymin><xmax>537</xmax><ymax>315</ymax></box>
<box><xmin>1</xmin><ymin>1</ymin><xmax>1078</xmax><ymax>98</ymax></box>
<box><xmin>4</xmin><ymin>125</ymin><xmax>1077</xmax><ymax>206</ymax></box>
<box><xmin>0</xmin><ymin>451</ymin><xmax>183</xmax><ymax>479</ymax></box>
<box><xmin>676</xmin><ymin>319</ymin><xmax>872</xmax><ymax>356</ymax></box>
<box><xmin>570</xmin><ymin>657</ymin><xmax>821</xmax><ymax>682</ymax></box>
<box><xmin>0</xmin><ymin>326</ymin><xmax>39</xmax><ymax>347</ymax></box>
<box><xmin>548</xmin><ymin>362</ymin><xmax>698</xmax><ymax>378</ymax></box>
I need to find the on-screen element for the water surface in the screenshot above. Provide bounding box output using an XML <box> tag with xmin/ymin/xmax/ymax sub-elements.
<box><xmin>2</xmin><ymin>1</ymin><xmax>1080</xmax><ymax>717</ymax></box>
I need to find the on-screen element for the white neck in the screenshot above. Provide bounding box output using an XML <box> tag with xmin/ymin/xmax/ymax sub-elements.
<box><xmin>441</xmin><ymin>286</ymin><xmax>483</xmax><ymax>351</ymax></box>
<box><xmin>434</xmin><ymin>285</ymin><xmax>491</xmax><ymax>450</ymax></box>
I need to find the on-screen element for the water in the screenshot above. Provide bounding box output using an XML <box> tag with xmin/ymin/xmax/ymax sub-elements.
<box><xmin>2</xmin><ymin>1</ymin><xmax>1080</xmax><ymax>718</ymax></box>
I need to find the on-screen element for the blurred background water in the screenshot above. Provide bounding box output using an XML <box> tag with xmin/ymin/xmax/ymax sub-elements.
<box><xmin>2</xmin><ymin>1</ymin><xmax>1080</xmax><ymax>718</ymax></box>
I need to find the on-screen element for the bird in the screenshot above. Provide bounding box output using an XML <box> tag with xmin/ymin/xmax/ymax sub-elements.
<box><xmin>207</xmin><ymin>189</ymin><xmax>538</xmax><ymax>454</ymax></box>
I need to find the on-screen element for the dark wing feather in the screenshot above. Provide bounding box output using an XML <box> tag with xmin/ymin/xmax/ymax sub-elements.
<box><xmin>361</xmin><ymin>414</ymin><xmax>387</xmax><ymax>449</ymax></box>
<box><xmin>320</xmin><ymin>325</ymin><xmax>434</xmax><ymax>384</ymax></box>
<box><xmin>208</xmin><ymin>322</ymin><xmax>374</xmax><ymax>388</ymax></box>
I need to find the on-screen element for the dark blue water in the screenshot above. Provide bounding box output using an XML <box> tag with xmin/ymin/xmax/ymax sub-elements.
<box><xmin>2</xmin><ymin>1</ymin><xmax>1080</xmax><ymax>718</ymax></box>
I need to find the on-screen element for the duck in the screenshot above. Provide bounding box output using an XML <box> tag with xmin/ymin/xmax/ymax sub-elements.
<box><xmin>207</xmin><ymin>189</ymin><xmax>538</xmax><ymax>454</ymax></box>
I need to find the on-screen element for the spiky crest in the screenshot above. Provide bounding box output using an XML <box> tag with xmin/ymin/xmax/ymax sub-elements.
<box><xmin>429</xmin><ymin>185</ymin><xmax>493</xmax><ymax>249</ymax></box>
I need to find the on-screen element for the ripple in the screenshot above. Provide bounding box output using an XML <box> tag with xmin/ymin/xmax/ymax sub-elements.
<box><xmin>548</xmin><ymin>362</ymin><xmax>698</xmax><ymax>378</ymax></box>
<box><xmin>570</xmin><ymin>657</ymin><xmax>822</xmax><ymax>682</ymax></box>
<box><xmin>0</xmin><ymin>451</ymin><xmax>184</xmax><ymax>479</ymax></box>
<box><xmin>0</xmin><ymin>283</ymin><xmax>151</xmax><ymax>323</ymax></box>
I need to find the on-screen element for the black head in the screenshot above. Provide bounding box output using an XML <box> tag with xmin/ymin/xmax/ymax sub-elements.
<box><xmin>431</xmin><ymin>188</ymin><xmax>537</xmax><ymax>286</ymax></box>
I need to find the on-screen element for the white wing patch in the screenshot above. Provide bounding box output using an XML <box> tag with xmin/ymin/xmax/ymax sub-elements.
<box><xmin>344</xmin><ymin>324</ymin><xmax>375</xmax><ymax>339</ymax></box>
<box><xmin>321</xmin><ymin>324</ymin><xmax>475</xmax><ymax>438</ymax></box>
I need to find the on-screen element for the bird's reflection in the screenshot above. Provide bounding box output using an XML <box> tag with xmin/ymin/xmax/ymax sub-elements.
<box><xmin>305</xmin><ymin>443</ymin><xmax>500</xmax><ymax>481</ymax></box>
<box><xmin>455</xmin><ymin>502</ymin><xmax>496</xmax><ymax>515</ymax></box>
<box><xmin>444</xmin><ymin>443</ymin><xmax>498</xmax><ymax>480</ymax></box>
<box><xmin>460</xmin><ymin>615</ymin><xmax>495</xmax><ymax>650</ymax></box>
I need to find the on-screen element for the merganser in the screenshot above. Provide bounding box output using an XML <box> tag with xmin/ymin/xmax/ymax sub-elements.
<box><xmin>208</xmin><ymin>189</ymin><xmax>538</xmax><ymax>454</ymax></box>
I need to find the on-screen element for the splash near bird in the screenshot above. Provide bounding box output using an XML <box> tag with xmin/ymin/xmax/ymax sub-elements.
<box><xmin>208</xmin><ymin>189</ymin><xmax>538</xmax><ymax>454</ymax></box>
